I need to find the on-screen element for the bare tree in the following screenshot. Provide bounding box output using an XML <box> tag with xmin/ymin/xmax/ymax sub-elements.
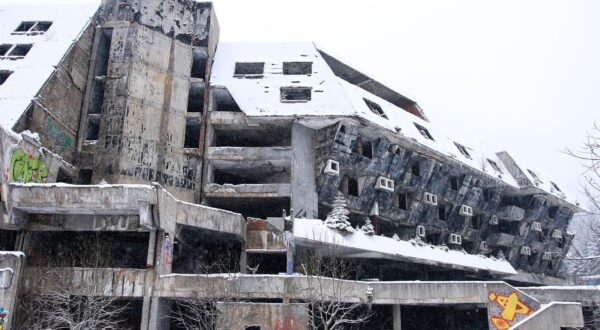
<box><xmin>168</xmin><ymin>252</ymin><xmax>254</xmax><ymax>330</ymax></box>
<box><xmin>563</xmin><ymin>124</ymin><xmax>600</xmax><ymax>274</ymax></box>
<box><xmin>298</xmin><ymin>237</ymin><xmax>373</xmax><ymax>330</ymax></box>
<box><xmin>13</xmin><ymin>233</ymin><xmax>132</xmax><ymax>329</ymax></box>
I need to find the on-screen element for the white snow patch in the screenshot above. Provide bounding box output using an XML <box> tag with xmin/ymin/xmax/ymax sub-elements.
<box><xmin>0</xmin><ymin>3</ymin><xmax>99</xmax><ymax>129</ymax></box>
<box><xmin>293</xmin><ymin>218</ymin><xmax>517</xmax><ymax>275</ymax></box>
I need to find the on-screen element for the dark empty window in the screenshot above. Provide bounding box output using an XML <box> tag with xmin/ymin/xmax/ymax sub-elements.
<box><xmin>245</xmin><ymin>327</ymin><xmax>261</xmax><ymax>330</ymax></box>
<box><xmin>234</xmin><ymin>62</ymin><xmax>264</xmax><ymax>75</ymax></box>
<box><xmin>487</xmin><ymin>159</ymin><xmax>503</xmax><ymax>173</ymax></box>
<box><xmin>348</xmin><ymin>177</ymin><xmax>359</xmax><ymax>196</ymax></box>
<box><xmin>280</xmin><ymin>87</ymin><xmax>311</xmax><ymax>102</ymax></box>
<box><xmin>550</xmin><ymin>181</ymin><xmax>562</xmax><ymax>193</ymax></box>
<box><xmin>471</xmin><ymin>215</ymin><xmax>481</xmax><ymax>229</ymax></box>
<box><xmin>527</xmin><ymin>169</ymin><xmax>542</xmax><ymax>183</ymax></box>
<box><xmin>339</xmin><ymin>124</ymin><xmax>346</xmax><ymax>133</ymax></box>
<box><xmin>364</xmin><ymin>98</ymin><xmax>388</xmax><ymax>119</ymax></box>
<box><xmin>78</xmin><ymin>169</ymin><xmax>93</xmax><ymax>184</ymax></box>
<box><xmin>450</xmin><ymin>176</ymin><xmax>459</xmax><ymax>190</ymax></box>
<box><xmin>14</xmin><ymin>21</ymin><xmax>52</xmax><ymax>35</ymax></box>
<box><xmin>14</xmin><ymin>21</ymin><xmax>36</xmax><ymax>32</ymax></box>
<box><xmin>184</xmin><ymin>117</ymin><xmax>201</xmax><ymax>148</ymax></box>
<box><xmin>454</xmin><ymin>142</ymin><xmax>472</xmax><ymax>159</ymax></box>
<box><xmin>411</xmin><ymin>162</ymin><xmax>420</xmax><ymax>177</ymax></box>
<box><xmin>342</xmin><ymin>175</ymin><xmax>360</xmax><ymax>197</ymax></box>
<box><xmin>0</xmin><ymin>44</ymin><xmax>12</xmax><ymax>56</ymax></box>
<box><xmin>85</xmin><ymin>114</ymin><xmax>101</xmax><ymax>140</ymax></box>
<box><xmin>548</xmin><ymin>206</ymin><xmax>559</xmax><ymax>219</ymax></box>
<box><xmin>0</xmin><ymin>70</ymin><xmax>13</xmax><ymax>85</ymax></box>
<box><xmin>56</xmin><ymin>168</ymin><xmax>73</xmax><ymax>184</ymax></box>
<box><xmin>414</xmin><ymin>123</ymin><xmax>434</xmax><ymax>141</ymax></box>
<box><xmin>283</xmin><ymin>61</ymin><xmax>312</xmax><ymax>75</ymax></box>
<box><xmin>438</xmin><ymin>205</ymin><xmax>449</xmax><ymax>221</ymax></box>
<box><xmin>362</xmin><ymin>140</ymin><xmax>373</xmax><ymax>158</ymax></box>
<box><xmin>8</xmin><ymin>44</ymin><xmax>33</xmax><ymax>57</ymax></box>
<box><xmin>397</xmin><ymin>193</ymin><xmax>408</xmax><ymax>210</ymax></box>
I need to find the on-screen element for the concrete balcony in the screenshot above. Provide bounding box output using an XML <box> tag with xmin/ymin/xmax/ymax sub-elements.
<box><xmin>9</xmin><ymin>183</ymin><xmax>157</xmax><ymax>215</ymax></box>
<box><xmin>487</xmin><ymin>233</ymin><xmax>516</xmax><ymax>247</ymax></box>
<box><xmin>207</xmin><ymin>146</ymin><xmax>291</xmax><ymax>163</ymax></box>
<box><xmin>22</xmin><ymin>267</ymin><xmax>152</xmax><ymax>298</ymax></box>
<box><xmin>497</xmin><ymin>205</ymin><xmax>525</xmax><ymax>221</ymax></box>
<box><xmin>204</xmin><ymin>183</ymin><xmax>291</xmax><ymax>198</ymax></box>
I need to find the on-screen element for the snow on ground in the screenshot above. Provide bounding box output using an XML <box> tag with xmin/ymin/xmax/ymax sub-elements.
<box><xmin>293</xmin><ymin>218</ymin><xmax>517</xmax><ymax>275</ymax></box>
<box><xmin>0</xmin><ymin>3</ymin><xmax>99</xmax><ymax>129</ymax></box>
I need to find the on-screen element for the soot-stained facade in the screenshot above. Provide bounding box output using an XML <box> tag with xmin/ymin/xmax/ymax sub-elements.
<box><xmin>0</xmin><ymin>1</ymin><xmax>593</xmax><ymax>330</ymax></box>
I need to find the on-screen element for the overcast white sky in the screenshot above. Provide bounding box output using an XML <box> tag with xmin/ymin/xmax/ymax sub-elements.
<box><xmin>3</xmin><ymin>0</ymin><xmax>598</xmax><ymax>204</ymax></box>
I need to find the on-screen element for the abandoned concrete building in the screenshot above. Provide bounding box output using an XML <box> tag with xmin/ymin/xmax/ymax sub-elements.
<box><xmin>0</xmin><ymin>1</ymin><xmax>598</xmax><ymax>329</ymax></box>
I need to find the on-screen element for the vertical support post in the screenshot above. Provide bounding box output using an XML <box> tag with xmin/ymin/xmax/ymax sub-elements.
<box><xmin>239</xmin><ymin>240</ymin><xmax>247</xmax><ymax>274</ymax></box>
<box><xmin>393</xmin><ymin>305</ymin><xmax>402</xmax><ymax>330</ymax></box>
<box><xmin>285</xmin><ymin>209</ymin><xmax>294</xmax><ymax>275</ymax></box>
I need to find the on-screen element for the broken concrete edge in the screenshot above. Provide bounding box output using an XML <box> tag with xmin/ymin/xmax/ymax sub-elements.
<box><xmin>5</xmin><ymin>182</ymin><xmax>245</xmax><ymax>239</ymax></box>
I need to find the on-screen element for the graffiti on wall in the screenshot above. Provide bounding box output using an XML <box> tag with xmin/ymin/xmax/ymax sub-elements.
<box><xmin>488</xmin><ymin>290</ymin><xmax>535</xmax><ymax>329</ymax></box>
<box><xmin>8</xmin><ymin>148</ymin><xmax>49</xmax><ymax>183</ymax></box>
<box><xmin>45</xmin><ymin>118</ymin><xmax>73</xmax><ymax>149</ymax></box>
<box><xmin>0</xmin><ymin>307</ymin><xmax>7</xmax><ymax>330</ymax></box>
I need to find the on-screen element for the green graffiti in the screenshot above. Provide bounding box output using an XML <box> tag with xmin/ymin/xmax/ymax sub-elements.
<box><xmin>10</xmin><ymin>148</ymin><xmax>49</xmax><ymax>183</ymax></box>
<box><xmin>45</xmin><ymin>118</ymin><xmax>73</xmax><ymax>149</ymax></box>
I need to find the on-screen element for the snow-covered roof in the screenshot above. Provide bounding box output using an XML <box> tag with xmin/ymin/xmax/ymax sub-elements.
<box><xmin>210</xmin><ymin>42</ymin><xmax>522</xmax><ymax>187</ymax></box>
<box><xmin>293</xmin><ymin>218</ymin><xmax>517</xmax><ymax>275</ymax></box>
<box><xmin>0</xmin><ymin>3</ymin><xmax>99</xmax><ymax>129</ymax></box>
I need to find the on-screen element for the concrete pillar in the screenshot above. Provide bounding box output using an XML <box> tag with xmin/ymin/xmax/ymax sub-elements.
<box><xmin>393</xmin><ymin>305</ymin><xmax>402</xmax><ymax>330</ymax></box>
<box><xmin>239</xmin><ymin>241</ymin><xmax>247</xmax><ymax>274</ymax></box>
<box><xmin>147</xmin><ymin>297</ymin><xmax>171</xmax><ymax>330</ymax></box>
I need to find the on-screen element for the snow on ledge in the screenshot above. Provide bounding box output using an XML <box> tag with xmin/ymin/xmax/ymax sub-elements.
<box><xmin>293</xmin><ymin>218</ymin><xmax>517</xmax><ymax>276</ymax></box>
<box><xmin>0</xmin><ymin>251</ymin><xmax>24</xmax><ymax>257</ymax></box>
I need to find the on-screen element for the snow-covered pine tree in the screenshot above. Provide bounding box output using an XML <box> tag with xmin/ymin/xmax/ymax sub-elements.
<box><xmin>325</xmin><ymin>192</ymin><xmax>355</xmax><ymax>234</ymax></box>
<box><xmin>361</xmin><ymin>218</ymin><xmax>375</xmax><ymax>235</ymax></box>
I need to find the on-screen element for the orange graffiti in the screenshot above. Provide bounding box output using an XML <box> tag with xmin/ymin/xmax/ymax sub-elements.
<box><xmin>488</xmin><ymin>291</ymin><xmax>534</xmax><ymax>329</ymax></box>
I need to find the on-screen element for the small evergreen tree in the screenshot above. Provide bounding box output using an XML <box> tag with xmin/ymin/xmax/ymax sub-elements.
<box><xmin>361</xmin><ymin>218</ymin><xmax>375</xmax><ymax>235</ymax></box>
<box><xmin>325</xmin><ymin>192</ymin><xmax>355</xmax><ymax>234</ymax></box>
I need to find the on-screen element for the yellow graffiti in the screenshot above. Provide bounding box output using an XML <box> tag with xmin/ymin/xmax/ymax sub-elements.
<box><xmin>489</xmin><ymin>291</ymin><xmax>533</xmax><ymax>329</ymax></box>
<box><xmin>9</xmin><ymin>148</ymin><xmax>49</xmax><ymax>183</ymax></box>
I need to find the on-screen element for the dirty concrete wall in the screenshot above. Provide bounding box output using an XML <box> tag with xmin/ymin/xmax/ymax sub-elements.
<box><xmin>0</xmin><ymin>252</ymin><xmax>24</xmax><ymax>330</ymax></box>
<box><xmin>315</xmin><ymin>121</ymin><xmax>575</xmax><ymax>277</ymax></box>
<box><xmin>217</xmin><ymin>302</ymin><xmax>309</xmax><ymax>330</ymax></box>
<box><xmin>291</xmin><ymin>122</ymin><xmax>317</xmax><ymax>219</ymax></box>
<box><xmin>12</xmin><ymin>23</ymin><xmax>96</xmax><ymax>165</ymax></box>
<box><xmin>91</xmin><ymin>22</ymin><xmax>202</xmax><ymax>202</ymax></box>
<box><xmin>0</xmin><ymin>128</ymin><xmax>77</xmax><ymax>227</ymax></box>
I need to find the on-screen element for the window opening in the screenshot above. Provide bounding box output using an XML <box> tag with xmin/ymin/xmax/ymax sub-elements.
<box><xmin>487</xmin><ymin>159</ymin><xmax>503</xmax><ymax>173</ymax></box>
<box><xmin>411</xmin><ymin>162</ymin><xmax>420</xmax><ymax>177</ymax></box>
<box><xmin>450</xmin><ymin>176</ymin><xmax>459</xmax><ymax>190</ymax></box>
<box><xmin>184</xmin><ymin>117</ymin><xmax>201</xmax><ymax>148</ymax></box>
<box><xmin>0</xmin><ymin>44</ymin><xmax>12</xmax><ymax>56</ymax></box>
<box><xmin>414</xmin><ymin>123</ymin><xmax>434</xmax><ymax>141</ymax></box>
<box><xmin>234</xmin><ymin>62</ymin><xmax>264</xmax><ymax>76</ymax></box>
<box><xmin>0</xmin><ymin>70</ymin><xmax>13</xmax><ymax>85</ymax></box>
<box><xmin>283</xmin><ymin>61</ymin><xmax>312</xmax><ymax>75</ymax></box>
<box><xmin>280</xmin><ymin>86</ymin><xmax>311</xmax><ymax>102</ymax></box>
<box><xmin>454</xmin><ymin>142</ymin><xmax>472</xmax><ymax>159</ymax></box>
<box><xmin>397</xmin><ymin>193</ymin><xmax>408</xmax><ymax>210</ymax></box>
<box><xmin>363</xmin><ymin>98</ymin><xmax>388</xmax><ymax>119</ymax></box>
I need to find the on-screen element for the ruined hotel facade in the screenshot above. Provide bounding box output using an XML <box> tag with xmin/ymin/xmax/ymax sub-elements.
<box><xmin>0</xmin><ymin>1</ymin><xmax>597</xmax><ymax>329</ymax></box>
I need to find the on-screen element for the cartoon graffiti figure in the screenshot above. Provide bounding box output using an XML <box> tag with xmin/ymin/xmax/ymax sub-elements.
<box><xmin>0</xmin><ymin>307</ymin><xmax>7</xmax><ymax>330</ymax></box>
<box><xmin>9</xmin><ymin>148</ymin><xmax>48</xmax><ymax>183</ymax></box>
<box><xmin>488</xmin><ymin>291</ymin><xmax>534</xmax><ymax>329</ymax></box>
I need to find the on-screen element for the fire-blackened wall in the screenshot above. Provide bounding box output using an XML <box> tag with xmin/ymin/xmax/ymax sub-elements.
<box><xmin>81</xmin><ymin>0</ymin><xmax>217</xmax><ymax>202</ymax></box>
<box><xmin>314</xmin><ymin>121</ymin><xmax>576</xmax><ymax>277</ymax></box>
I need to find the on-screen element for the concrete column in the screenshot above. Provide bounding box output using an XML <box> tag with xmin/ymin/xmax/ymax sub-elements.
<box><xmin>147</xmin><ymin>297</ymin><xmax>171</xmax><ymax>330</ymax></box>
<box><xmin>239</xmin><ymin>241</ymin><xmax>247</xmax><ymax>274</ymax></box>
<box><xmin>393</xmin><ymin>305</ymin><xmax>402</xmax><ymax>330</ymax></box>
